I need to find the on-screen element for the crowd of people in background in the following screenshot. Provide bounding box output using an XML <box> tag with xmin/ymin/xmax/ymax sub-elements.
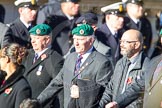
<box><xmin>0</xmin><ymin>0</ymin><xmax>162</xmax><ymax>108</ymax></box>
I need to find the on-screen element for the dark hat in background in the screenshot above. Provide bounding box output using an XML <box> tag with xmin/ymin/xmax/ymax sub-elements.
<box><xmin>101</xmin><ymin>2</ymin><xmax>125</xmax><ymax>16</ymax></box>
<box><xmin>62</xmin><ymin>0</ymin><xmax>80</xmax><ymax>3</ymax></box>
<box><xmin>75</xmin><ymin>12</ymin><xmax>98</xmax><ymax>25</ymax></box>
<box><xmin>72</xmin><ymin>24</ymin><xmax>94</xmax><ymax>36</ymax></box>
<box><xmin>29</xmin><ymin>24</ymin><xmax>52</xmax><ymax>36</ymax></box>
<box><xmin>14</xmin><ymin>0</ymin><xmax>39</xmax><ymax>9</ymax></box>
<box><xmin>125</xmin><ymin>0</ymin><xmax>143</xmax><ymax>6</ymax></box>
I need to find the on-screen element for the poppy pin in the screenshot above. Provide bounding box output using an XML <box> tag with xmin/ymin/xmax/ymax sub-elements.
<box><xmin>4</xmin><ymin>88</ymin><xmax>12</xmax><ymax>96</ymax></box>
<box><xmin>127</xmin><ymin>77</ymin><xmax>133</xmax><ymax>84</ymax></box>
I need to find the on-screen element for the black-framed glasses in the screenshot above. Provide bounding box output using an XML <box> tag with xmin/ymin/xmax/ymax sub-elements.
<box><xmin>120</xmin><ymin>40</ymin><xmax>139</xmax><ymax>44</ymax></box>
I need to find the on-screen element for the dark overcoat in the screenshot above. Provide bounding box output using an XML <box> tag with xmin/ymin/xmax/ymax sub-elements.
<box><xmin>37</xmin><ymin>1</ymin><xmax>79</xmax><ymax>56</ymax></box>
<box><xmin>0</xmin><ymin>22</ymin><xmax>13</xmax><ymax>48</ymax></box>
<box><xmin>9</xmin><ymin>18</ymin><xmax>32</xmax><ymax>48</ymax></box>
<box><xmin>95</xmin><ymin>24</ymin><xmax>123</xmax><ymax>65</ymax></box>
<box><xmin>37</xmin><ymin>49</ymin><xmax>113</xmax><ymax>108</ymax></box>
<box><xmin>23</xmin><ymin>48</ymin><xmax>64</xmax><ymax>108</ymax></box>
<box><xmin>0</xmin><ymin>66</ymin><xmax>31</xmax><ymax>108</ymax></box>
<box><xmin>124</xmin><ymin>16</ymin><xmax>152</xmax><ymax>54</ymax></box>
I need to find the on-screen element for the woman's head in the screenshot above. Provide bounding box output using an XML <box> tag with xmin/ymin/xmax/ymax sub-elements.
<box><xmin>0</xmin><ymin>43</ymin><xmax>27</xmax><ymax>66</ymax></box>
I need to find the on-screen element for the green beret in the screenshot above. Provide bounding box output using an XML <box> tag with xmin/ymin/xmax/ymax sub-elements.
<box><xmin>160</xmin><ymin>29</ymin><xmax>162</xmax><ymax>36</ymax></box>
<box><xmin>72</xmin><ymin>24</ymin><xmax>94</xmax><ymax>36</ymax></box>
<box><xmin>29</xmin><ymin>24</ymin><xmax>52</xmax><ymax>36</ymax></box>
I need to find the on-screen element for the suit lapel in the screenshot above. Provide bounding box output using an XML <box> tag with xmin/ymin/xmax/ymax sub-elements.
<box><xmin>24</xmin><ymin>49</ymin><xmax>51</xmax><ymax>76</ymax></box>
<box><xmin>148</xmin><ymin>56</ymin><xmax>162</xmax><ymax>90</ymax></box>
<box><xmin>72</xmin><ymin>51</ymin><xmax>95</xmax><ymax>80</ymax></box>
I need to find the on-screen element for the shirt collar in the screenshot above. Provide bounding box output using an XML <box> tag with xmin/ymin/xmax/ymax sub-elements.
<box><xmin>78</xmin><ymin>46</ymin><xmax>93</xmax><ymax>66</ymax></box>
<box><xmin>64</xmin><ymin>13</ymin><xmax>74</xmax><ymax>20</ymax></box>
<box><xmin>106</xmin><ymin>23</ymin><xmax>117</xmax><ymax>35</ymax></box>
<box><xmin>131</xmin><ymin>17</ymin><xmax>140</xmax><ymax>24</ymax></box>
<box><xmin>129</xmin><ymin>53</ymin><xmax>140</xmax><ymax>64</ymax></box>
<box><xmin>20</xmin><ymin>17</ymin><xmax>31</xmax><ymax>28</ymax></box>
<box><xmin>35</xmin><ymin>47</ymin><xmax>51</xmax><ymax>59</ymax></box>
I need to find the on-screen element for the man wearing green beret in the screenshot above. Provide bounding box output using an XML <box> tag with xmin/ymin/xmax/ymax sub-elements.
<box><xmin>23</xmin><ymin>24</ymin><xmax>64</xmax><ymax>108</ymax></box>
<box><xmin>37</xmin><ymin>24</ymin><xmax>113</xmax><ymax>108</ymax></box>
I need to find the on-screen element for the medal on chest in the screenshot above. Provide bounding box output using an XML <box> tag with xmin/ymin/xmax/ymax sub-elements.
<box><xmin>36</xmin><ymin>65</ymin><xmax>43</xmax><ymax>76</ymax></box>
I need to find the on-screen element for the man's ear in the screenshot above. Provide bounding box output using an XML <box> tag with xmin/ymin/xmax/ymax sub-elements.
<box><xmin>18</xmin><ymin>7</ymin><xmax>23</xmax><ymax>14</ymax></box>
<box><xmin>135</xmin><ymin>41</ymin><xmax>140</xmax><ymax>49</ymax></box>
<box><xmin>5</xmin><ymin>56</ymin><xmax>10</xmax><ymax>63</ymax></box>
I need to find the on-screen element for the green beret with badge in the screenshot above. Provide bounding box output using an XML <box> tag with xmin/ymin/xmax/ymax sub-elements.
<box><xmin>29</xmin><ymin>24</ymin><xmax>52</xmax><ymax>36</ymax></box>
<box><xmin>72</xmin><ymin>24</ymin><xmax>94</xmax><ymax>36</ymax></box>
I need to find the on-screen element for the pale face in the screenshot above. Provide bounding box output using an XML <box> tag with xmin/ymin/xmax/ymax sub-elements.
<box><xmin>19</xmin><ymin>7</ymin><xmax>37</xmax><ymax>23</ymax></box>
<box><xmin>127</xmin><ymin>3</ymin><xmax>144</xmax><ymax>19</ymax></box>
<box><xmin>0</xmin><ymin>55</ymin><xmax>7</xmax><ymax>71</ymax></box>
<box><xmin>30</xmin><ymin>35</ymin><xmax>50</xmax><ymax>53</ymax></box>
<box><xmin>120</xmin><ymin>33</ymin><xmax>139</xmax><ymax>58</ymax></box>
<box><xmin>73</xmin><ymin>36</ymin><xmax>94</xmax><ymax>55</ymax></box>
<box><xmin>107</xmin><ymin>14</ymin><xmax>124</xmax><ymax>31</ymax></box>
<box><xmin>66</xmin><ymin>2</ymin><xmax>80</xmax><ymax>16</ymax></box>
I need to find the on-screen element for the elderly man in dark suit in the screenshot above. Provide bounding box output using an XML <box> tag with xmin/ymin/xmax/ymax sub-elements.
<box><xmin>123</xmin><ymin>0</ymin><xmax>152</xmax><ymax>56</ymax></box>
<box><xmin>8</xmin><ymin>0</ymin><xmax>38</xmax><ymax>49</ymax></box>
<box><xmin>95</xmin><ymin>2</ymin><xmax>125</xmax><ymax>66</ymax></box>
<box><xmin>37</xmin><ymin>24</ymin><xmax>113</xmax><ymax>108</ymax></box>
<box><xmin>23</xmin><ymin>24</ymin><xmax>64</xmax><ymax>108</ymax></box>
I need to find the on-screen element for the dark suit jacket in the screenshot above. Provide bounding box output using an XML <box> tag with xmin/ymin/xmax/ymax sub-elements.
<box><xmin>68</xmin><ymin>79</ymin><xmax>105</xmax><ymax>108</ymax></box>
<box><xmin>116</xmin><ymin>54</ymin><xmax>162</xmax><ymax>108</ymax></box>
<box><xmin>124</xmin><ymin>15</ymin><xmax>152</xmax><ymax>54</ymax></box>
<box><xmin>9</xmin><ymin>18</ymin><xmax>32</xmax><ymax>48</ymax></box>
<box><xmin>0</xmin><ymin>22</ymin><xmax>13</xmax><ymax>48</ymax></box>
<box><xmin>37</xmin><ymin>1</ymin><xmax>79</xmax><ymax>56</ymax></box>
<box><xmin>23</xmin><ymin>48</ymin><xmax>64</xmax><ymax>108</ymax></box>
<box><xmin>37</xmin><ymin>49</ymin><xmax>113</xmax><ymax>108</ymax></box>
<box><xmin>95</xmin><ymin>24</ymin><xmax>123</xmax><ymax>65</ymax></box>
<box><xmin>0</xmin><ymin>66</ymin><xmax>31</xmax><ymax>108</ymax></box>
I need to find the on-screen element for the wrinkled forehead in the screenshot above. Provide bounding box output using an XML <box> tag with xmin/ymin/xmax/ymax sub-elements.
<box><xmin>73</xmin><ymin>35</ymin><xmax>88</xmax><ymax>39</ymax></box>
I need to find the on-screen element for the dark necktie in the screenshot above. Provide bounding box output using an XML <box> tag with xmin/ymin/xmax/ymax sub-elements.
<box><xmin>114</xmin><ymin>33</ymin><xmax>119</xmax><ymax>44</ymax></box>
<box><xmin>136</xmin><ymin>21</ymin><xmax>141</xmax><ymax>29</ymax></box>
<box><xmin>33</xmin><ymin>53</ymin><xmax>38</xmax><ymax>63</ymax></box>
<box><xmin>152</xmin><ymin>60</ymin><xmax>162</xmax><ymax>84</ymax></box>
<box><xmin>121</xmin><ymin>59</ymin><xmax>131</xmax><ymax>93</ymax></box>
<box><xmin>28</xmin><ymin>25</ymin><xmax>32</xmax><ymax>31</ymax></box>
<box><xmin>75</xmin><ymin>55</ymin><xmax>83</xmax><ymax>79</ymax></box>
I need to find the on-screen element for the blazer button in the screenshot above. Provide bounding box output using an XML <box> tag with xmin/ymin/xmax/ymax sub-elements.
<box><xmin>149</xmin><ymin>92</ymin><xmax>151</xmax><ymax>95</ymax></box>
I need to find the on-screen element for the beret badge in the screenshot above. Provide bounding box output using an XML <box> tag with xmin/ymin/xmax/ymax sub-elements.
<box><xmin>36</xmin><ymin>29</ymin><xmax>41</xmax><ymax>35</ymax></box>
<box><xmin>79</xmin><ymin>29</ymin><xmax>84</xmax><ymax>35</ymax></box>
<box><xmin>119</xmin><ymin>4</ymin><xmax>123</xmax><ymax>12</ymax></box>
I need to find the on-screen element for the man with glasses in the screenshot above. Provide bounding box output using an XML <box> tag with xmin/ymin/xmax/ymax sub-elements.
<box><xmin>99</xmin><ymin>29</ymin><xmax>150</xmax><ymax>108</ymax></box>
<box><xmin>123</xmin><ymin>0</ymin><xmax>152</xmax><ymax>56</ymax></box>
<box><xmin>8</xmin><ymin>0</ymin><xmax>38</xmax><ymax>49</ymax></box>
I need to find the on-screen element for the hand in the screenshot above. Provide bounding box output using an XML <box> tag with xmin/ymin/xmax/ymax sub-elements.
<box><xmin>70</xmin><ymin>85</ymin><xmax>79</xmax><ymax>98</ymax></box>
<box><xmin>105</xmin><ymin>101</ymin><xmax>118</xmax><ymax>108</ymax></box>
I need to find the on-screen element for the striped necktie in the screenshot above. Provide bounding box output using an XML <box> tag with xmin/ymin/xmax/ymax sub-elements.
<box><xmin>33</xmin><ymin>53</ymin><xmax>38</xmax><ymax>63</ymax></box>
<box><xmin>75</xmin><ymin>55</ymin><xmax>83</xmax><ymax>78</ymax></box>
